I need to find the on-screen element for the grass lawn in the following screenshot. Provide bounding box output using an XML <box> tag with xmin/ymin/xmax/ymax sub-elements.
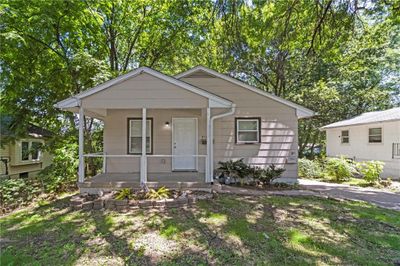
<box><xmin>1</xmin><ymin>194</ymin><xmax>399</xmax><ymax>265</ymax></box>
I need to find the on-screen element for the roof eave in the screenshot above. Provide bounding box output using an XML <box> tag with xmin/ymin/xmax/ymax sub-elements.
<box><xmin>176</xmin><ymin>66</ymin><xmax>315</xmax><ymax>118</ymax></box>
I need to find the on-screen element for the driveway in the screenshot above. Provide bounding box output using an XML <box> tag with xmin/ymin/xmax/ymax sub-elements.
<box><xmin>214</xmin><ymin>180</ymin><xmax>400</xmax><ymax>211</ymax></box>
<box><xmin>298</xmin><ymin>179</ymin><xmax>400</xmax><ymax>211</ymax></box>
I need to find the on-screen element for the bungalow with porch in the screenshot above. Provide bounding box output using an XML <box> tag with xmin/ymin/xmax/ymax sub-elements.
<box><xmin>55</xmin><ymin>66</ymin><xmax>314</xmax><ymax>193</ymax></box>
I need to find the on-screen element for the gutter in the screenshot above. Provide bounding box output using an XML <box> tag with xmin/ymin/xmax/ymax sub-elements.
<box><xmin>209</xmin><ymin>104</ymin><xmax>236</xmax><ymax>181</ymax></box>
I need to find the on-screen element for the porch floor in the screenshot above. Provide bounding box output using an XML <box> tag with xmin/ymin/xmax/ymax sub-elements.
<box><xmin>78</xmin><ymin>172</ymin><xmax>210</xmax><ymax>191</ymax></box>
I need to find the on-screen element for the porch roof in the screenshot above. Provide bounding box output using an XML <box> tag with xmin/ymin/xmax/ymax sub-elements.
<box><xmin>55</xmin><ymin>67</ymin><xmax>233</xmax><ymax>117</ymax></box>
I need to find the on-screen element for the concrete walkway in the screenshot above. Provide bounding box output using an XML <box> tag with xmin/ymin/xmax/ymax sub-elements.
<box><xmin>214</xmin><ymin>180</ymin><xmax>400</xmax><ymax>211</ymax></box>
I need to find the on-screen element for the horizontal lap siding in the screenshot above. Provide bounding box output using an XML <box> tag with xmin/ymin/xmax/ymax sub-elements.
<box><xmin>83</xmin><ymin>73</ymin><xmax>207</xmax><ymax>109</ymax></box>
<box><xmin>182</xmin><ymin>77</ymin><xmax>298</xmax><ymax>178</ymax></box>
<box><xmin>104</xmin><ymin>109</ymin><xmax>207</xmax><ymax>173</ymax></box>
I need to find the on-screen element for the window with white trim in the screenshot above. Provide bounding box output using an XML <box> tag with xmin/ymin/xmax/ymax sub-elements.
<box><xmin>368</xmin><ymin>128</ymin><xmax>382</xmax><ymax>143</ymax></box>
<box><xmin>20</xmin><ymin>141</ymin><xmax>42</xmax><ymax>162</ymax></box>
<box><xmin>341</xmin><ymin>130</ymin><xmax>349</xmax><ymax>144</ymax></box>
<box><xmin>128</xmin><ymin>118</ymin><xmax>152</xmax><ymax>154</ymax></box>
<box><xmin>236</xmin><ymin>118</ymin><xmax>260</xmax><ymax>143</ymax></box>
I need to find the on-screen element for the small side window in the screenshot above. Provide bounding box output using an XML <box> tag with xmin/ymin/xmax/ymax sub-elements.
<box><xmin>341</xmin><ymin>130</ymin><xmax>349</xmax><ymax>144</ymax></box>
<box><xmin>369</xmin><ymin>128</ymin><xmax>382</xmax><ymax>143</ymax></box>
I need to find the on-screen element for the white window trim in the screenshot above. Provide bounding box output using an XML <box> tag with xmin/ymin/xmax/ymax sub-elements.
<box><xmin>368</xmin><ymin>127</ymin><xmax>383</xmax><ymax>144</ymax></box>
<box><xmin>19</xmin><ymin>140</ymin><xmax>43</xmax><ymax>163</ymax></box>
<box><xmin>128</xmin><ymin>118</ymin><xmax>153</xmax><ymax>154</ymax></box>
<box><xmin>236</xmin><ymin>118</ymin><xmax>260</xmax><ymax>144</ymax></box>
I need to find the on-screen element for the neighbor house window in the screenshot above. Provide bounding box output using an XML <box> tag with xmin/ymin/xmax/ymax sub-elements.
<box><xmin>369</xmin><ymin>128</ymin><xmax>382</xmax><ymax>143</ymax></box>
<box><xmin>128</xmin><ymin>118</ymin><xmax>153</xmax><ymax>154</ymax></box>
<box><xmin>21</xmin><ymin>141</ymin><xmax>29</xmax><ymax>161</ymax></box>
<box><xmin>235</xmin><ymin>118</ymin><xmax>260</xmax><ymax>144</ymax></box>
<box><xmin>31</xmin><ymin>142</ymin><xmax>42</xmax><ymax>160</ymax></box>
<box><xmin>341</xmin><ymin>130</ymin><xmax>349</xmax><ymax>143</ymax></box>
<box><xmin>21</xmin><ymin>141</ymin><xmax>43</xmax><ymax>161</ymax></box>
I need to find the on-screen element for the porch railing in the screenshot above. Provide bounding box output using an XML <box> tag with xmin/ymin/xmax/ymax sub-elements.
<box><xmin>83</xmin><ymin>153</ymin><xmax>209</xmax><ymax>182</ymax></box>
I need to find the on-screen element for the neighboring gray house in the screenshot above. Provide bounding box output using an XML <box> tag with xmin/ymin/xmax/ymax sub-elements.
<box><xmin>322</xmin><ymin>107</ymin><xmax>400</xmax><ymax>179</ymax></box>
<box><xmin>56</xmin><ymin>66</ymin><xmax>314</xmax><ymax>192</ymax></box>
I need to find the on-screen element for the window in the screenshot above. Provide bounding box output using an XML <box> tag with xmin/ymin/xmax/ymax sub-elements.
<box><xmin>31</xmin><ymin>142</ymin><xmax>42</xmax><ymax>160</ymax></box>
<box><xmin>128</xmin><ymin>118</ymin><xmax>153</xmax><ymax>154</ymax></box>
<box><xmin>369</xmin><ymin>128</ymin><xmax>382</xmax><ymax>143</ymax></box>
<box><xmin>235</xmin><ymin>118</ymin><xmax>260</xmax><ymax>144</ymax></box>
<box><xmin>19</xmin><ymin>172</ymin><xmax>29</xmax><ymax>179</ymax></box>
<box><xmin>341</xmin><ymin>130</ymin><xmax>349</xmax><ymax>143</ymax></box>
<box><xmin>21</xmin><ymin>141</ymin><xmax>29</xmax><ymax>161</ymax></box>
<box><xmin>20</xmin><ymin>140</ymin><xmax>43</xmax><ymax>162</ymax></box>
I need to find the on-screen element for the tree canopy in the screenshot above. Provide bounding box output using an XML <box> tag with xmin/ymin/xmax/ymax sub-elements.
<box><xmin>1</xmin><ymin>0</ymin><xmax>399</xmax><ymax>159</ymax></box>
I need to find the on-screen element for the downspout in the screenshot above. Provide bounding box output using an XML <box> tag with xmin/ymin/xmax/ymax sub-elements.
<box><xmin>209</xmin><ymin>104</ymin><xmax>236</xmax><ymax>182</ymax></box>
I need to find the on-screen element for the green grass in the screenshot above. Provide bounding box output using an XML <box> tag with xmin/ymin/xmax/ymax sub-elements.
<box><xmin>1</xmin><ymin>194</ymin><xmax>399</xmax><ymax>265</ymax></box>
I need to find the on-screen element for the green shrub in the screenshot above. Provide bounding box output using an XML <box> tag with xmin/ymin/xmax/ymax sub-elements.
<box><xmin>146</xmin><ymin>186</ymin><xmax>171</xmax><ymax>200</ymax></box>
<box><xmin>298</xmin><ymin>158</ymin><xmax>322</xmax><ymax>179</ymax></box>
<box><xmin>115</xmin><ymin>188</ymin><xmax>135</xmax><ymax>200</ymax></box>
<box><xmin>257</xmin><ymin>164</ymin><xmax>286</xmax><ymax>185</ymax></box>
<box><xmin>325</xmin><ymin>157</ymin><xmax>356</xmax><ymax>182</ymax></box>
<box><xmin>217</xmin><ymin>159</ymin><xmax>250</xmax><ymax>185</ymax></box>
<box><xmin>357</xmin><ymin>161</ymin><xmax>385</xmax><ymax>183</ymax></box>
<box><xmin>0</xmin><ymin>178</ymin><xmax>41</xmax><ymax>209</ymax></box>
<box><xmin>38</xmin><ymin>144</ymin><xmax>78</xmax><ymax>193</ymax></box>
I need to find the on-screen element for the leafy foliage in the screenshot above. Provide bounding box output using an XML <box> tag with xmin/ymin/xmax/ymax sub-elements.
<box><xmin>38</xmin><ymin>142</ymin><xmax>79</xmax><ymax>193</ymax></box>
<box><xmin>298</xmin><ymin>158</ymin><xmax>323</xmax><ymax>179</ymax></box>
<box><xmin>357</xmin><ymin>161</ymin><xmax>385</xmax><ymax>183</ymax></box>
<box><xmin>325</xmin><ymin>157</ymin><xmax>356</xmax><ymax>182</ymax></box>
<box><xmin>217</xmin><ymin>159</ymin><xmax>250</xmax><ymax>183</ymax></box>
<box><xmin>115</xmin><ymin>188</ymin><xmax>135</xmax><ymax>200</ymax></box>
<box><xmin>257</xmin><ymin>164</ymin><xmax>286</xmax><ymax>185</ymax></box>
<box><xmin>0</xmin><ymin>178</ymin><xmax>41</xmax><ymax>210</ymax></box>
<box><xmin>146</xmin><ymin>186</ymin><xmax>171</xmax><ymax>200</ymax></box>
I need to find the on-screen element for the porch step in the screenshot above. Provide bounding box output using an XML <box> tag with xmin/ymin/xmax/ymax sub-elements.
<box><xmin>78</xmin><ymin>181</ymin><xmax>212</xmax><ymax>190</ymax></box>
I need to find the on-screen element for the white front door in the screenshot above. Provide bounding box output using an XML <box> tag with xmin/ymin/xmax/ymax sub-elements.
<box><xmin>172</xmin><ymin>118</ymin><xmax>197</xmax><ymax>171</ymax></box>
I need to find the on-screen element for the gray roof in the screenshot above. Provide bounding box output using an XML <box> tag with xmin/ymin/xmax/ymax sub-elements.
<box><xmin>321</xmin><ymin>107</ymin><xmax>400</xmax><ymax>129</ymax></box>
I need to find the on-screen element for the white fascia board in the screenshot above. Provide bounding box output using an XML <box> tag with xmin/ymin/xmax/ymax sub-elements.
<box><xmin>176</xmin><ymin>66</ymin><xmax>315</xmax><ymax>118</ymax></box>
<box><xmin>55</xmin><ymin>66</ymin><xmax>233</xmax><ymax>110</ymax></box>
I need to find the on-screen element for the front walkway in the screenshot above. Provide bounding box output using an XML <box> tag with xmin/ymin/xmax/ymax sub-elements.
<box><xmin>213</xmin><ymin>180</ymin><xmax>400</xmax><ymax>211</ymax></box>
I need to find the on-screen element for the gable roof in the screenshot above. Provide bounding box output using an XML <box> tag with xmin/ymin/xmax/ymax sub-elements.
<box><xmin>321</xmin><ymin>107</ymin><xmax>400</xmax><ymax>129</ymax></box>
<box><xmin>55</xmin><ymin>67</ymin><xmax>233</xmax><ymax>109</ymax></box>
<box><xmin>175</xmin><ymin>66</ymin><xmax>315</xmax><ymax>118</ymax></box>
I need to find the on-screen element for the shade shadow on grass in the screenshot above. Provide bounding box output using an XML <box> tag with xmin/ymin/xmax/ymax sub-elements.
<box><xmin>1</xmin><ymin>194</ymin><xmax>399</xmax><ymax>265</ymax></box>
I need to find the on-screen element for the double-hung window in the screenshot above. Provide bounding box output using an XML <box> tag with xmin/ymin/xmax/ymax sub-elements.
<box><xmin>341</xmin><ymin>130</ymin><xmax>349</xmax><ymax>144</ymax></box>
<box><xmin>128</xmin><ymin>118</ymin><xmax>152</xmax><ymax>154</ymax></box>
<box><xmin>368</xmin><ymin>128</ymin><xmax>382</xmax><ymax>143</ymax></box>
<box><xmin>235</xmin><ymin>118</ymin><xmax>260</xmax><ymax>144</ymax></box>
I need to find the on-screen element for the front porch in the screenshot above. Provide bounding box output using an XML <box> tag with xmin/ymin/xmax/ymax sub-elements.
<box><xmin>78</xmin><ymin>172</ymin><xmax>210</xmax><ymax>192</ymax></box>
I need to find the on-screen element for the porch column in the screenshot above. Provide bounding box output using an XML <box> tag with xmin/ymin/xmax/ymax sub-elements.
<box><xmin>206</xmin><ymin>107</ymin><xmax>212</xmax><ymax>183</ymax></box>
<box><xmin>78</xmin><ymin>105</ymin><xmax>84</xmax><ymax>183</ymax></box>
<box><xmin>140</xmin><ymin>108</ymin><xmax>147</xmax><ymax>185</ymax></box>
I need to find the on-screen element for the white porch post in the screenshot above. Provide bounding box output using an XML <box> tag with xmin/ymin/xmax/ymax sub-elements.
<box><xmin>206</xmin><ymin>107</ymin><xmax>212</xmax><ymax>183</ymax></box>
<box><xmin>140</xmin><ymin>108</ymin><xmax>147</xmax><ymax>185</ymax></box>
<box><xmin>78</xmin><ymin>105</ymin><xmax>84</xmax><ymax>183</ymax></box>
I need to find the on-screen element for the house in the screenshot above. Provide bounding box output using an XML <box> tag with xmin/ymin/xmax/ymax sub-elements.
<box><xmin>0</xmin><ymin>116</ymin><xmax>53</xmax><ymax>179</ymax></box>
<box><xmin>56</xmin><ymin>66</ymin><xmax>314</xmax><ymax>193</ymax></box>
<box><xmin>321</xmin><ymin>107</ymin><xmax>400</xmax><ymax>179</ymax></box>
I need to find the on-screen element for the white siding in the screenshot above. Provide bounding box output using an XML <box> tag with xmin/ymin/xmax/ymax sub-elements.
<box><xmin>104</xmin><ymin>109</ymin><xmax>207</xmax><ymax>173</ymax></box>
<box><xmin>326</xmin><ymin>121</ymin><xmax>400</xmax><ymax>178</ymax></box>
<box><xmin>82</xmin><ymin>73</ymin><xmax>207</xmax><ymax>109</ymax></box>
<box><xmin>182</xmin><ymin>77</ymin><xmax>298</xmax><ymax>178</ymax></box>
